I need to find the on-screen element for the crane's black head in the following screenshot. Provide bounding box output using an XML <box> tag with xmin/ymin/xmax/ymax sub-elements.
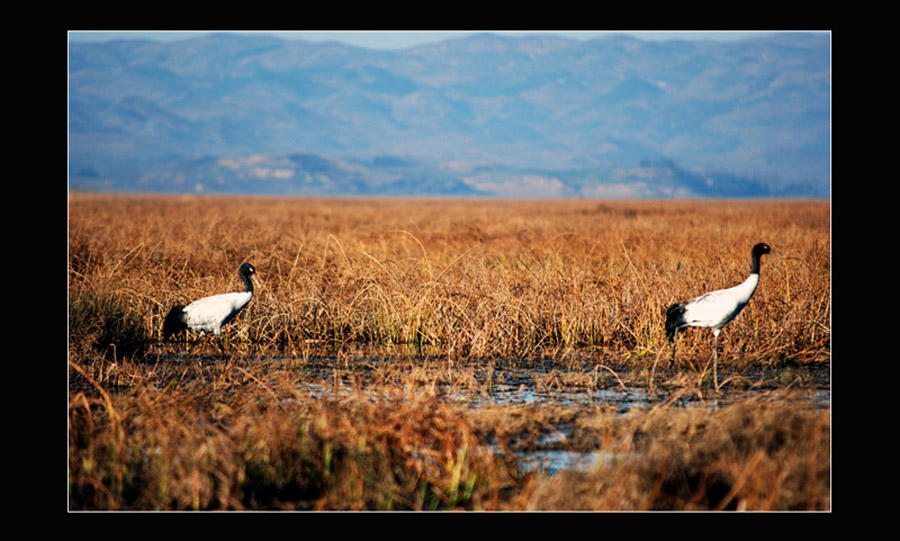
<box><xmin>238</xmin><ymin>262</ymin><xmax>261</xmax><ymax>292</ymax></box>
<box><xmin>752</xmin><ymin>243</ymin><xmax>772</xmax><ymax>258</ymax></box>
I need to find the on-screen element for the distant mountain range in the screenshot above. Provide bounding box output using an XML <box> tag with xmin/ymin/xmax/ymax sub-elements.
<box><xmin>68</xmin><ymin>32</ymin><xmax>831</xmax><ymax>198</ymax></box>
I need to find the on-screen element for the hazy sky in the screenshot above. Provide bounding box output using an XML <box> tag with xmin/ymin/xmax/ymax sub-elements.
<box><xmin>67</xmin><ymin>30</ymin><xmax>782</xmax><ymax>50</ymax></box>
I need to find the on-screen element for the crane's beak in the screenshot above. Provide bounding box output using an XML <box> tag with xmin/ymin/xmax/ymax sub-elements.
<box><xmin>252</xmin><ymin>274</ymin><xmax>262</xmax><ymax>289</ymax></box>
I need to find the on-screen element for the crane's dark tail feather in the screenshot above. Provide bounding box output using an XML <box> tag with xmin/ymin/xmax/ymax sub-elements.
<box><xmin>665</xmin><ymin>303</ymin><xmax>686</xmax><ymax>342</ymax></box>
<box><xmin>162</xmin><ymin>305</ymin><xmax>187</xmax><ymax>341</ymax></box>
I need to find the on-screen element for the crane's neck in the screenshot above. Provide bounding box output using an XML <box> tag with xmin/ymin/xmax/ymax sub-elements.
<box><xmin>750</xmin><ymin>251</ymin><xmax>763</xmax><ymax>275</ymax></box>
<box><xmin>240</xmin><ymin>272</ymin><xmax>255</xmax><ymax>294</ymax></box>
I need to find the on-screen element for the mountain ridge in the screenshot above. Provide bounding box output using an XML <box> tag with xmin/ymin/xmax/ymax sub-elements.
<box><xmin>68</xmin><ymin>32</ymin><xmax>830</xmax><ymax>198</ymax></box>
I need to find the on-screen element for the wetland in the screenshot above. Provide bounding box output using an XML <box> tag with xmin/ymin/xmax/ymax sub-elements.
<box><xmin>69</xmin><ymin>195</ymin><xmax>830</xmax><ymax>510</ymax></box>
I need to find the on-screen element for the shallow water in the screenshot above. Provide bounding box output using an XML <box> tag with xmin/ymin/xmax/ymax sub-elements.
<box><xmin>147</xmin><ymin>353</ymin><xmax>830</xmax><ymax>475</ymax></box>
<box><xmin>512</xmin><ymin>424</ymin><xmax>637</xmax><ymax>474</ymax></box>
<box><xmin>155</xmin><ymin>352</ymin><xmax>830</xmax><ymax>409</ymax></box>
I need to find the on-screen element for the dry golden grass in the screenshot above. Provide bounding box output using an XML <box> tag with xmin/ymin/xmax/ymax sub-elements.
<box><xmin>69</xmin><ymin>194</ymin><xmax>829</xmax><ymax>364</ymax></box>
<box><xmin>68</xmin><ymin>194</ymin><xmax>830</xmax><ymax>510</ymax></box>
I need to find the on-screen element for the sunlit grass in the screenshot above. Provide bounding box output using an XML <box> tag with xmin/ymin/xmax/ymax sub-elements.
<box><xmin>68</xmin><ymin>195</ymin><xmax>829</xmax><ymax>365</ymax></box>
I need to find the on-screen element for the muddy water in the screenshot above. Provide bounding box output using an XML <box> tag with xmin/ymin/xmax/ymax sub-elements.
<box><xmin>429</xmin><ymin>361</ymin><xmax>829</xmax><ymax>474</ymax></box>
<box><xmin>291</xmin><ymin>357</ymin><xmax>828</xmax><ymax>475</ymax></box>
<box><xmin>283</xmin><ymin>356</ymin><xmax>830</xmax><ymax>411</ymax></box>
<box><xmin>155</xmin><ymin>353</ymin><xmax>830</xmax><ymax>475</ymax></box>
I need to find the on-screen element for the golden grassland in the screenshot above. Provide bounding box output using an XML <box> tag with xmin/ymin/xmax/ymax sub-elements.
<box><xmin>68</xmin><ymin>194</ymin><xmax>830</xmax><ymax>510</ymax></box>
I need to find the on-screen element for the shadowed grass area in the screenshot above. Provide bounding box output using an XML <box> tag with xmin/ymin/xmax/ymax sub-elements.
<box><xmin>68</xmin><ymin>356</ymin><xmax>828</xmax><ymax>510</ymax></box>
<box><xmin>68</xmin><ymin>195</ymin><xmax>830</xmax><ymax>510</ymax></box>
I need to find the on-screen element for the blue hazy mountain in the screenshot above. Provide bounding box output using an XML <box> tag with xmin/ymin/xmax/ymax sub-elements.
<box><xmin>68</xmin><ymin>32</ymin><xmax>830</xmax><ymax>198</ymax></box>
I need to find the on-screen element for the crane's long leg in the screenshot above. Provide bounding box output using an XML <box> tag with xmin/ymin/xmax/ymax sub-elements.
<box><xmin>699</xmin><ymin>329</ymin><xmax>720</xmax><ymax>391</ymax></box>
<box><xmin>712</xmin><ymin>329</ymin><xmax>720</xmax><ymax>393</ymax></box>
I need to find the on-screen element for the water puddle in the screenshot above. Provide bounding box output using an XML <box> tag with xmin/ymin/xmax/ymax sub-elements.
<box><xmin>510</xmin><ymin>423</ymin><xmax>596</xmax><ymax>474</ymax></box>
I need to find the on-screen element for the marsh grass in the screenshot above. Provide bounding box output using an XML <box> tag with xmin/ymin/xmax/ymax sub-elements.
<box><xmin>68</xmin><ymin>194</ymin><xmax>830</xmax><ymax>510</ymax></box>
<box><xmin>510</xmin><ymin>396</ymin><xmax>830</xmax><ymax>511</ymax></box>
<box><xmin>68</xmin><ymin>355</ymin><xmax>828</xmax><ymax>510</ymax></box>
<box><xmin>68</xmin><ymin>195</ymin><xmax>829</xmax><ymax>365</ymax></box>
<box><xmin>69</xmin><ymin>359</ymin><xmax>523</xmax><ymax>510</ymax></box>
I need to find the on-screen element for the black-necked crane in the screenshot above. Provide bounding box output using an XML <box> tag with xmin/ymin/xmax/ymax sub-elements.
<box><xmin>665</xmin><ymin>243</ymin><xmax>778</xmax><ymax>391</ymax></box>
<box><xmin>163</xmin><ymin>262</ymin><xmax>261</xmax><ymax>361</ymax></box>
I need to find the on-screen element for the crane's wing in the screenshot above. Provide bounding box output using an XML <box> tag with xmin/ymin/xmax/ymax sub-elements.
<box><xmin>682</xmin><ymin>289</ymin><xmax>742</xmax><ymax>329</ymax></box>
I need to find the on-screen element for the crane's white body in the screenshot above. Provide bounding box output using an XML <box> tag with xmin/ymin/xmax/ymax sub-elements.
<box><xmin>677</xmin><ymin>273</ymin><xmax>759</xmax><ymax>332</ymax></box>
<box><xmin>180</xmin><ymin>291</ymin><xmax>254</xmax><ymax>339</ymax></box>
<box><xmin>163</xmin><ymin>262</ymin><xmax>260</xmax><ymax>360</ymax></box>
